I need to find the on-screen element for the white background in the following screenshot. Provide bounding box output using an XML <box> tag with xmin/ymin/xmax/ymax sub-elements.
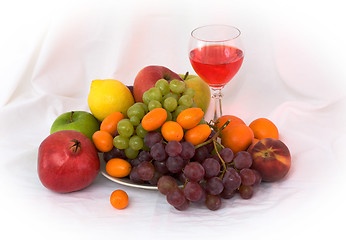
<box><xmin>1</xmin><ymin>0</ymin><xmax>346</xmax><ymax>239</ymax></box>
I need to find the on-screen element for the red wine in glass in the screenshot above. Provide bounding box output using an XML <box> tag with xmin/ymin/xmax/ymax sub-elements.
<box><xmin>189</xmin><ymin>45</ymin><xmax>244</xmax><ymax>89</ymax></box>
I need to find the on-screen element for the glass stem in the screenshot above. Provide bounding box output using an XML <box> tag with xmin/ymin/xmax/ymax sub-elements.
<box><xmin>212</xmin><ymin>88</ymin><xmax>223</xmax><ymax>122</ymax></box>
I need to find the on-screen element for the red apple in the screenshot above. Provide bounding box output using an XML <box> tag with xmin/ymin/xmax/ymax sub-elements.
<box><xmin>133</xmin><ymin>65</ymin><xmax>183</xmax><ymax>102</ymax></box>
<box><xmin>249</xmin><ymin>138</ymin><xmax>291</xmax><ymax>182</ymax></box>
<box><xmin>38</xmin><ymin>130</ymin><xmax>100</xmax><ymax>193</ymax></box>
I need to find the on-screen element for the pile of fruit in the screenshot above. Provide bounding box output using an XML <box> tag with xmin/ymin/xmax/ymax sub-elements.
<box><xmin>37</xmin><ymin>65</ymin><xmax>291</xmax><ymax>211</ymax></box>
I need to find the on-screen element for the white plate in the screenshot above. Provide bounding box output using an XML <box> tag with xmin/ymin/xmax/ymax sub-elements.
<box><xmin>100</xmin><ymin>159</ymin><xmax>158</xmax><ymax>190</ymax></box>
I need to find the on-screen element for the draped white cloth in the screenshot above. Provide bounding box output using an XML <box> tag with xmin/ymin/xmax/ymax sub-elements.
<box><xmin>1</xmin><ymin>0</ymin><xmax>345</xmax><ymax>239</ymax></box>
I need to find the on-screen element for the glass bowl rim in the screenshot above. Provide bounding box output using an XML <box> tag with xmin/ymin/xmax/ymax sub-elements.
<box><xmin>191</xmin><ymin>24</ymin><xmax>241</xmax><ymax>43</ymax></box>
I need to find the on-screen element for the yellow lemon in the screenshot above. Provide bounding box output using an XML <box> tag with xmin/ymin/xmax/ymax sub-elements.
<box><xmin>88</xmin><ymin>79</ymin><xmax>134</xmax><ymax>121</ymax></box>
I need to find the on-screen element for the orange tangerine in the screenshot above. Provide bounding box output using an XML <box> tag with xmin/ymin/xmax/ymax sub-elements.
<box><xmin>92</xmin><ymin>130</ymin><xmax>114</xmax><ymax>152</ymax></box>
<box><xmin>221</xmin><ymin>124</ymin><xmax>254</xmax><ymax>154</ymax></box>
<box><xmin>141</xmin><ymin>108</ymin><xmax>167</xmax><ymax>131</ymax></box>
<box><xmin>216</xmin><ymin>115</ymin><xmax>245</xmax><ymax>133</ymax></box>
<box><xmin>176</xmin><ymin>107</ymin><xmax>204</xmax><ymax>129</ymax></box>
<box><xmin>100</xmin><ymin>112</ymin><xmax>124</xmax><ymax>136</ymax></box>
<box><xmin>161</xmin><ymin>121</ymin><xmax>184</xmax><ymax>142</ymax></box>
<box><xmin>249</xmin><ymin>118</ymin><xmax>279</xmax><ymax>140</ymax></box>
<box><xmin>106</xmin><ymin>158</ymin><xmax>132</xmax><ymax>178</ymax></box>
<box><xmin>184</xmin><ymin>124</ymin><xmax>212</xmax><ymax>146</ymax></box>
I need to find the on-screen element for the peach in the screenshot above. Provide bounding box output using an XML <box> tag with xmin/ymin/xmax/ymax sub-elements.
<box><xmin>248</xmin><ymin>138</ymin><xmax>291</xmax><ymax>182</ymax></box>
<box><xmin>133</xmin><ymin>65</ymin><xmax>182</xmax><ymax>102</ymax></box>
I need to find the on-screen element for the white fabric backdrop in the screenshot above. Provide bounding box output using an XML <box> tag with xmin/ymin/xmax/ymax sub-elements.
<box><xmin>1</xmin><ymin>0</ymin><xmax>346</xmax><ymax>239</ymax></box>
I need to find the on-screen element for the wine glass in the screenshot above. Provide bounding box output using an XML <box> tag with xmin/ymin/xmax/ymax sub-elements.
<box><xmin>188</xmin><ymin>24</ymin><xmax>244</xmax><ymax>122</ymax></box>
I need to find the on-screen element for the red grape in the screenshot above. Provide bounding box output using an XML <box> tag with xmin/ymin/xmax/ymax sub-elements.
<box><xmin>239</xmin><ymin>168</ymin><xmax>256</xmax><ymax>186</ymax></box>
<box><xmin>165</xmin><ymin>141</ymin><xmax>182</xmax><ymax>157</ymax></box>
<box><xmin>222</xmin><ymin>168</ymin><xmax>241</xmax><ymax>190</ymax></box>
<box><xmin>166</xmin><ymin>156</ymin><xmax>185</xmax><ymax>173</ymax></box>
<box><xmin>157</xmin><ymin>175</ymin><xmax>178</xmax><ymax>195</ymax></box>
<box><xmin>150</xmin><ymin>142</ymin><xmax>167</xmax><ymax>162</ymax></box>
<box><xmin>202</xmin><ymin>158</ymin><xmax>221</xmax><ymax>178</ymax></box>
<box><xmin>183</xmin><ymin>181</ymin><xmax>204</xmax><ymax>202</ymax></box>
<box><xmin>205</xmin><ymin>177</ymin><xmax>224</xmax><ymax>195</ymax></box>
<box><xmin>136</xmin><ymin>161</ymin><xmax>155</xmax><ymax>181</ymax></box>
<box><xmin>144</xmin><ymin>131</ymin><xmax>162</xmax><ymax>148</ymax></box>
<box><xmin>167</xmin><ymin>188</ymin><xmax>186</xmax><ymax>207</ymax></box>
<box><xmin>184</xmin><ymin>162</ymin><xmax>205</xmax><ymax>182</ymax></box>
<box><xmin>233</xmin><ymin>151</ymin><xmax>252</xmax><ymax>169</ymax></box>
<box><xmin>205</xmin><ymin>194</ymin><xmax>221</xmax><ymax>211</ymax></box>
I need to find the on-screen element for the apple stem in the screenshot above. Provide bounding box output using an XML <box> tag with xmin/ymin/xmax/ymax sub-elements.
<box><xmin>183</xmin><ymin>72</ymin><xmax>189</xmax><ymax>80</ymax></box>
<box><xmin>69</xmin><ymin>139</ymin><xmax>81</xmax><ymax>153</ymax></box>
<box><xmin>69</xmin><ymin>111</ymin><xmax>74</xmax><ymax>123</ymax></box>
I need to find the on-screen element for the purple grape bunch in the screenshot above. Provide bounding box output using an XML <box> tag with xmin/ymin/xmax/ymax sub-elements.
<box><xmin>104</xmin><ymin>127</ymin><xmax>263</xmax><ymax>211</ymax></box>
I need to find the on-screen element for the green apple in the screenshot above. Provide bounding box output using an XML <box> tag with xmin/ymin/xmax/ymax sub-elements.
<box><xmin>50</xmin><ymin>111</ymin><xmax>100</xmax><ymax>141</ymax></box>
<box><xmin>180</xmin><ymin>73</ymin><xmax>211</xmax><ymax>114</ymax></box>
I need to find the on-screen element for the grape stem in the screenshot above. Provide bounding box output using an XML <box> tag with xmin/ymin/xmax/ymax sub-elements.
<box><xmin>195</xmin><ymin>119</ymin><xmax>231</xmax><ymax>178</ymax></box>
<box><xmin>182</xmin><ymin>179</ymin><xmax>188</xmax><ymax>190</ymax></box>
<box><xmin>214</xmin><ymin>140</ymin><xmax>225</xmax><ymax>149</ymax></box>
<box><xmin>195</xmin><ymin>119</ymin><xmax>230</xmax><ymax>149</ymax></box>
<box><xmin>213</xmin><ymin>139</ymin><xmax>227</xmax><ymax>178</ymax></box>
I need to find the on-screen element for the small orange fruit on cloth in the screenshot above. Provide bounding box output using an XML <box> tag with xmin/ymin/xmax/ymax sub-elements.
<box><xmin>110</xmin><ymin>190</ymin><xmax>129</xmax><ymax>209</ymax></box>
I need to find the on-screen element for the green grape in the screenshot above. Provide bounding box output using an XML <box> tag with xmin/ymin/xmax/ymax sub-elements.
<box><xmin>148</xmin><ymin>100</ymin><xmax>162</xmax><ymax>111</ymax></box>
<box><xmin>113</xmin><ymin>135</ymin><xmax>129</xmax><ymax>149</ymax></box>
<box><xmin>211</xmin><ymin>143</ymin><xmax>222</xmax><ymax>155</ymax></box>
<box><xmin>127</xmin><ymin>104</ymin><xmax>145</xmax><ymax>119</ymax></box>
<box><xmin>183</xmin><ymin>88</ymin><xmax>196</xmax><ymax>98</ymax></box>
<box><xmin>166</xmin><ymin>110</ymin><xmax>173</xmax><ymax>122</ymax></box>
<box><xmin>117</xmin><ymin>119</ymin><xmax>134</xmax><ymax>137</ymax></box>
<box><xmin>178</xmin><ymin>95</ymin><xmax>193</xmax><ymax>107</ymax></box>
<box><xmin>142</xmin><ymin>144</ymin><xmax>150</xmax><ymax>152</ymax></box>
<box><xmin>173</xmin><ymin>105</ymin><xmax>188</xmax><ymax>119</ymax></box>
<box><xmin>129</xmin><ymin>135</ymin><xmax>144</xmax><ymax>151</ymax></box>
<box><xmin>163</xmin><ymin>96</ymin><xmax>178</xmax><ymax>112</ymax></box>
<box><xmin>155</xmin><ymin>79</ymin><xmax>170</xmax><ymax>95</ymax></box>
<box><xmin>125</xmin><ymin>147</ymin><xmax>139</xmax><ymax>159</ymax></box>
<box><xmin>142</xmin><ymin>91</ymin><xmax>151</xmax><ymax>105</ymax></box>
<box><xmin>136</xmin><ymin>123</ymin><xmax>148</xmax><ymax>138</ymax></box>
<box><xmin>146</xmin><ymin>87</ymin><xmax>162</xmax><ymax>102</ymax></box>
<box><xmin>199</xmin><ymin>118</ymin><xmax>207</xmax><ymax>125</ymax></box>
<box><xmin>130</xmin><ymin>116</ymin><xmax>141</xmax><ymax>126</ymax></box>
<box><xmin>163</xmin><ymin>92</ymin><xmax>180</xmax><ymax>102</ymax></box>
<box><xmin>169</xmin><ymin>79</ymin><xmax>185</xmax><ymax>94</ymax></box>
<box><xmin>134</xmin><ymin>102</ymin><xmax>148</xmax><ymax>113</ymax></box>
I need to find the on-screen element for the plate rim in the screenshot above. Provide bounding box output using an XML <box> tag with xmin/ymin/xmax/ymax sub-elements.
<box><xmin>100</xmin><ymin>170</ymin><xmax>159</xmax><ymax>190</ymax></box>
